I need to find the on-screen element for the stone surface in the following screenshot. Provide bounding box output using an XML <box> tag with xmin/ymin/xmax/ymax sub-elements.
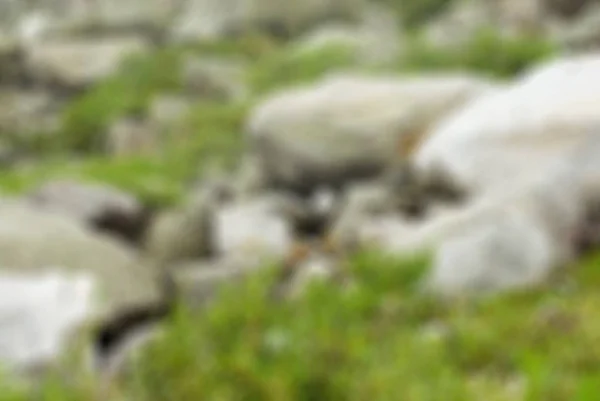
<box><xmin>148</xmin><ymin>94</ymin><xmax>194</xmax><ymax>130</ymax></box>
<box><xmin>0</xmin><ymin>199</ymin><xmax>162</xmax><ymax>374</ymax></box>
<box><xmin>0</xmin><ymin>89</ymin><xmax>61</xmax><ymax>136</ymax></box>
<box><xmin>214</xmin><ymin>195</ymin><xmax>293</xmax><ymax>260</ymax></box>
<box><xmin>170</xmin><ymin>0</ymin><xmax>368</xmax><ymax>42</ymax></box>
<box><xmin>27</xmin><ymin>179</ymin><xmax>150</xmax><ymax>244</ymax></box>
<box><xmin>0</xmin><ymin>270</ymin><xmax>95</xmax><ymax>374</ymax></box>
<box><xmin>291</xmin><ymin>3</ymin><xmax>402</xmax><ymax>66</ymax></box>
<box><xmin>0</xmin><ymin>200</ymin><xmax>161</xmax><ymax>316</ymax></box>
<box><xmin>23</xmin><ymin>36</ymin><xmax>149</xmax><ymax>89</ymax></box>
<box><xmin>144</xmin><ymin>188</ymin><xmax>218</xmax><ymax>266</ymax></box>
<box><xmin>107</xmin><ymin>117</ymin><xmax>161</xmax><ymax>157</ymax></box>
<box><xmin>247</xmin><ymin>72</ymin><xmax>496</xmax><ymax>193</ymax></box>
<box><xmin>413</xmin><ymin>53</ymin><xmax>600</xmax><ymax>199</ymax></box>
<box><xmin>181</xmin><ymin>56</ymin><xmax>248</xmax><ymax>101</ymax></box>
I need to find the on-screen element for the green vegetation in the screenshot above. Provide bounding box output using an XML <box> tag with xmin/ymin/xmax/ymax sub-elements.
<box><xmin>10</xmin><ymin>251</ymin><xmax>600</xmax><ymax>400</ymax></box>
<box><xmin>0</xmin><ymin>20</ymin><xmax>575</xmax><ymax>401</ymax></box>
<box><xmin>0</xmin><ymin>101</ymin><xmax>249</xmax><ymax>206</ymax></box>
<box><xmin>398</xmin><ymin>28</ymin><xmax>558</xmax><ymax>78</ymax></box>
<box><xmin>60</xmin><ymin>48</ymin><xmax>185</xmax><ymax>152</ymax></box>
<box><xmin>120</xmin><ymin>251</ymin><xmax>600</xmax><ymax>401</ymax></box>
<box><xmin>248</xmin><ymin>44</ymin><xmax>357</xmax><ymax>94</ymax></box>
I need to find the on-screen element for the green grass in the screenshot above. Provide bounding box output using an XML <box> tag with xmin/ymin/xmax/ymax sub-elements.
<box><xmin>248</xmin><ymin>43</ymin><xmax>358</xmax><ymax>94</ymax></box>
<box><xmin>0</xmin><ymin>101</ymin><xmax>249</xmax><ymax>206</ymax></box>
<box><xmin>14</xmin><ymin>251</ymin><xmax>600</xmax><ymax>401</ymax></box>
<box><xmin>121</xmin><ymin>251</ymin><xmax>600</xmax><ymax>401</ymax></box>
<box><xmin>397</xmin><ymin>28</ymin><xmax>558</xmax><ymax>78</ymax></box>
<box><xmin>56</xmin><ymin>34</ymin><xmax>279</xmax><ymax>155</ymax></box>
<box><xmin>60</xmin><ymin>48</ymin><xmax>185</xmax><ymax>153</ymax></box>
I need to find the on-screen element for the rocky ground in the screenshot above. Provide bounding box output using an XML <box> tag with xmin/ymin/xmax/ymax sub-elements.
<box><xmin>1</xmin><ymin>0</ymin><xmax>600</xmax><ymax>399</ymax></box>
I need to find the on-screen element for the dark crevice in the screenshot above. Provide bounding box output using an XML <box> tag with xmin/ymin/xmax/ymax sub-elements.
<box><xmin>93</xmin><ymin>270</ymin><xmax>177</xmax><ymax>361</ymax></box>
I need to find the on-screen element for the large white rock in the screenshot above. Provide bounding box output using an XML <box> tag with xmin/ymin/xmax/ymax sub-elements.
<box><xmin>0</xmin><ymin>199</ymin><xmax>160</xmax><ymax>318</ymax></box>
<box><xmin>365</xmin><ymin>131</ymin><xmax>600</xmax><ymax>296</ymax></box>
<box><xmin>247</xmin><ymin>73</ymin><xmax>496</xmax><ymax>192</ymax></box>
<box><xmin>215</xmin><ymin>196</ymin><xmax>293</xmax><ymax>261</ymax></box>
<box><xmin>0</xmin><ymin>270</ymin><xmax>94</xmax><ymax>373</ymax></box>
<box><xmin>413</xmin><ymin>53</ymin><xmax>600</xmax><ymax>197</ymax></box>
<box><xmin>426</xmin><ymin>208</ymin><xmax>555</xmax><ymax>295</ymax></box>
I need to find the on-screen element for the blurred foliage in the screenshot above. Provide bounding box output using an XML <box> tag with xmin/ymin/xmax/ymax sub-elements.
<box><xmin>60</xmin><ymin>48</ymin><xmax>185</xmax><ymax>152</ymax></box>
<box><xmin>248</xmin><ymin>43</ymin><xmax>358</xmax><ymax>93</ymax></box>
<box><xmin>0</xmin><ymin>101</ymin><xmax>249</xmax><ymax>207</ymax></box>
<box><xmin>399</xmin><ymin>28</ymin><xmax>558</xmax><ymax>78</ymax></box>
<box><xmin>16</xmin><ymin>251</ymin><xmax>600</xmax><ymax>400</ymax></box>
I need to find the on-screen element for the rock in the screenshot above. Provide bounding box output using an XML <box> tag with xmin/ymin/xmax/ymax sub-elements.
<box><xmin>181</xmin><ymin>56</ymin><xmax>248</xmax><ymax>101</ymax></box>
<box><xmin>422</xmin><ymin>0</ymin><xmax>495</xmax><ymax>49</ymax></box>
<box><xmin>413</xmin><ymin>54</ymin><xmax>600</xmax><ymax>199</ymax></box>
<box><xmin>107</xmin><ymin>116</ymin><xmax>161</xmax><ymax>157</ymax></box>
<box><xmin>269</xmin><ymin>188</ymin><xmax>339</xmax><ymax>238</ymax></box>
<box><xmin>27</xmin><ymin>179</ymin><xmax>151</xmax><ymax>244</ymax></box>
<box><xmin>493</xmin><ymin>0</ymin><xmax>547</xmax><ymax>34</ymax></box>
<box><xmin>543</xmin><ymin>0</ymin><xmax>598</xmax><ymax>18</ymax></box>
<box><xmin>10</xmin><ymin>0</ymin><xmax>179</xmax><ymax>38</ymax></box>
<box><xmin>550</xmin><ymin>3</ymin><xmax>600</xmax><ymax>51</ymax></box>
<box><xmin>0</xmin><ymin>270</ymin><xmax>95</xmax><ymax>375</ymax></box>
<box><xmin>422</xmin><ymin>162</ymin><xmax>590</xmax><ymax>297</ymax></box>
<box><xmin>231</xmin><ymin>153</ymin><xmax>269</xmax><ymax>199</ymax></box>
<box><xmin>0</xmin><ymin>89</ymin><xmax>61</xmax><ymax>137</ymax></box>
<box><xmin>369</xmin><ymin>133</ymin><xmax>600</xmax><ymax>297</ymax></box>
<box><xmin>327</xmin><ymin>181</ymin><xmax>394</xmax><ymax>251</ymax></box>
<box><xmin>0</xmin><ymin>200</ymin><xmax>161</xmax><ymax>373</ymax></box>
<box><xmin>0</xmin><ymin>200</ymin><xmax>161</xmax><ymax>317</ymax></box>
<box><xmin>425</xmin><ymin>208</ymin><xmax>557</xmax><ymax>295</ymax></box>
<box><xmin>170</xmin><ymin>0</ymin><xmax>368</xmax><ymax>42</ymax></box>
<box><xmin>0</xmin><ymin>38</ymin><xmax>27</xmax><ymax>86</ymax></box>
<box><xmin>215</xmin><ymin>195</ymin><xmax>293</xmax><ymax>261</ymax></box>
<box><xmin>170</xmin><ymin>256</ymin><xmax>266</xmax><ymax>308</ymax></box>
<box><xmin>291</xmin><ymin>3</ymin><xmax>402</xmax><ymax>66</ymax></box>
<box><xmin>23</xmin><ymin>35</ymin><xmax>149</xmax><ymax>90</ymax></box>
<box><xmin>422</xmin><ymin>0</ymin><xmax>549</xmax><ymax>49</ymax></box>
<box><xmin>247</xmin><ymin>72</ymin><xmax>496</xmax><ymax>194</ymax></box>
<box><xmin>148</xmin><ymin>94</ymin><xmax>193</xmax><ymax>130</ymax></box>
<box><xmin>60</xmin><ymin>0</ymin><xmax>177</xmax><ymax>32</ymax></box>
<box><xmin>144</xmin><ymin>187</ymin><xmax>219</xmax><ymax>266</ymax></box>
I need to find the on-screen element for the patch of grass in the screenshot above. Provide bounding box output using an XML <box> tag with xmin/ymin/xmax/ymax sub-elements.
<box><xmin>248</xmin><ymin>44</ymin><xmax>358</xmax><ymax>94</ymax></box>
<box><xmin>399</xmin><ymin>28</ymin><xmax>558</xmax><ymax>78</ymax></box>
<box><xmin>4</xmin><ymin>250</ymin><xmax>600</xmax><ymax>400</ymax></box>
<box><xmin>119</xmin><ymin>250</ymin><xmax>600</xmax><ymax>401</ymax></box>
<box><xmin>60</xmin><ymin>47</ymin><xmax>185</xmax><ymax>153</ymax></box>
<box><xmin>126</xmin><ymin>251</ymin><xmax>436</xmax><ymax>401</ymax></box>
<box><xmin>0</xmin><ymin>101</ymin><xmax>249</xmax><ymax>206</ymax></box>
<box><xmin>55</xmin><ymin>34</ymin><xmax>280</xmax><ymax>155</ymax></box>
